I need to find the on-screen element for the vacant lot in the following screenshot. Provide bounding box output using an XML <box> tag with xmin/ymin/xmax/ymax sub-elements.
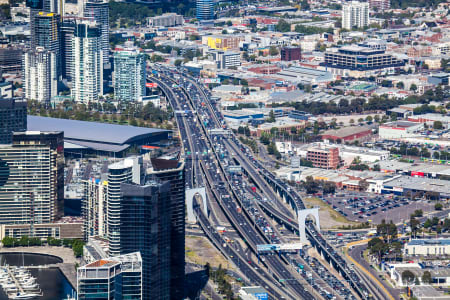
<box><xmin>304</xmin><ymin>197</ymin><xmax>360</xmax><ymax>229</ymax></box>
<box><xmin>185</xmin><ymin>235</ymin><xmax>234</xmax><ymax>270</ymax></box>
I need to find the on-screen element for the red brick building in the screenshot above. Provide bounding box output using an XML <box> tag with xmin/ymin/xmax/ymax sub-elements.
<box><xmin>281</xmin><ymin>46</ymin><xmax>302</xmax><ymax>61</ymax></box>
<box><xmin>306</xmin><ymin>146</ymin><xmax>340</xmax><ymax>169</ymax></box>
<box><xmin>321</xmin><ymin>126</ymin><xmax>372</xmax><ymax>142</ymax></box>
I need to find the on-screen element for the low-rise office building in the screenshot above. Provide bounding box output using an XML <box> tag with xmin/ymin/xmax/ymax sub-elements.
<box><xmin>306</xmin><ymin>145</ymin><xmax>340</xmax><ymax>169</ymax></box>
<box><xmin>404</xmin><ymin>239</ymin><xmax>450</xmax><ymax>257</ymax></box>
<box><xmin>148</xmin><ymin>13</ymin><xmax>183</xmax><ymax>27</ymax></box>
<box><xmin>323</xmin><ymin>46</ymin><xmax>405</xmax><ymax>78</ymax></box>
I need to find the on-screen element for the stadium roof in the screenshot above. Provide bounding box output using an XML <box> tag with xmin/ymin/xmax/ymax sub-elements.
<box><xmin>28</xmin><ymin>116</ymin><xmax>170</xmax><ymax>145</ymax></box>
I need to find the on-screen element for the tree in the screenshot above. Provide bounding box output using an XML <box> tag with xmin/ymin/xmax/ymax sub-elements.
<box><xmin>322</xmin><ymin>182</ymin><xmax>336</xmax><ymax>194</ymax></box>
<box><xmin>2</xmin><ymin>236</ymin><xmax>17</xmax><ymax>247</ymax></box>
<box><xmin>174</xmin><ymin>59</ymin><xmax>183</xmax><ymax>67</ymax></box>
<box><xmin>410</xmin><ymin>216</ymin><xmax>420</xmax><ymax>238</ymax></box>
<box><xmin>390</xmin><ymin>112</ymin><xmax>398</xmax><ymax>121</ymax></box>
<box><xmin>402</xmin><ymin>270</ymin><xmax>415</xmax><ymax>285</ymax></box>
<box><xmin>267</xmin><ymin>110</ymin><xmax>276</xmax><ymax>123</ymax></box>
<box><xmin>412</xmin><ymin>209</ymin><xmax>423</xmax><ymax>217</ymax></box>
<box><xmin>435</xmin><ymin>203</ymin><xmax>443</xmax><ymax>211</ymax></box>
<box><xmin>358</xmin><ymin>180</ymin><xmax>369</xmax><ymax>191</ymax></box>
<box><xmin>304</xmin><ymin>176</ymin><xmax>319</xmax><ymax>194</ymax></box>
<box><xmin>410</xmin><ymin>84</ymin><xmax>418</xmax><ymax>92</ymax></box>
<box><xmin>269</xmin><ymin>46</ymin><xmax>279</xmax><ymax>56</ymax></box>
<box><xmin>422</xmin><ymin>271</ymin><xmax>432</xmax><ymax>284</ymax></box>
<box><xmin>377</xmin><ymin>220</ymin><xmax>397</xmax><ymax>243</ymax></box>
<box><xmin>275</xmin><ymin>19</ymin><xmax>291</xmax><ymax>32</ymax></box>
<box><xmin>365</xmin><ymin>115</ymin><xmax>373</xmax><ymax>123</ymax></box>
<box><xmin>349</xmin><ymin>118</ymin><xmax>355</xmax><ymax>125</ymax></box>
<box><xmin>433</xmin><ymin>120</ymin><xmax>443</xmax><ymax>130</ymax></box>
<box><xmin>396</xmin><ymin>81</ymin><xmax>404</xmax><ymax>89</ymax></box>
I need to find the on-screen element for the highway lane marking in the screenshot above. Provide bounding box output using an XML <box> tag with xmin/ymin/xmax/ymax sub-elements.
<box><xmin>344</xmin><ymin>241</ymin><xmax>396</xmax><ymax>300</ymax></box>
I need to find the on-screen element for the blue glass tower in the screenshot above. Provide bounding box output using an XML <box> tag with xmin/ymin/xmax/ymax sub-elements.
<box><xmin>196</xmin><ymin>0</ymin><xmax>214</xmax><ymax>20</ymax></box>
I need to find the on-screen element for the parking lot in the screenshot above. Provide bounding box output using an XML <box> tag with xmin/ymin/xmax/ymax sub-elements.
<box><xmin>323</xmin><ymin>192</ymin><xmax>436</xmax><ymax>224</ymax></box>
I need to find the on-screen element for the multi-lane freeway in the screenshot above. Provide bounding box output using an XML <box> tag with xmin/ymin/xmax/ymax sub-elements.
<box><xmin>148</xmin><ymin>67</ymin><xmax>388</xmax><ymax>300</ymax></box>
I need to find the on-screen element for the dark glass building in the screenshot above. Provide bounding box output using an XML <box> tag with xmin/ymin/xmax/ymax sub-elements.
<box><xmin>61</xmin><ymin>18</ymin><xmax>76</xmax><ymax>82</ymax></box>
<box><xmin>31</xmin><ymin>12</ymin><xmax>61</xmax><ymax>77</ymax></box>
<box><xmin>148</xmin><ymin>157</ymin><xmax>185</xmax><ymax>300</ymax></box>
<box><xmin>84</xmin><ymin>0</ymin><xmax>109</xmax><ymax>65</ymax></box>
<box><xmin>0</xmin><ymin>98</ymin><xmax>27</xmax><ymax>144</ymax></box>
<box><xmin>196</xmin><ymin>0</ymin><xmax>214</xmax><ymax>20</ymax></box>
<box><xmin>120</xmin><ymin>182</ymin><xmax>171</xmax><ymax>299</ymax></box>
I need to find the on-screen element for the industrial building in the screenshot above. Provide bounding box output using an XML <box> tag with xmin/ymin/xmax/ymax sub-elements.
<box><xmin>382</xmin><ymin>176</ymin><xmax>450</xmax><ymax>199</ymax></box>
<box><xmin>275</xmin><ymin>66</ymin><xmax>333</xmax><ymax>86</ymax></box>
<box><xmin>27</xmin><ymin>116</ymin><xmax>171</xmax><ymax>156</ymax></box>
<box><xmin>321</xmin><ymin>126</ymin><xmax>373</xmax><ymax>142</ymax></box>
<box><xmin>379</xmin><ymin>121</ymin><xmax>424</xmax><ymax>139</ymax></box>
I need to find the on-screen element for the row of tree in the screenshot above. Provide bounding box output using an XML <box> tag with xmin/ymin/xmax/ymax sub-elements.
<box><xmin>271</xmin><ymin>88</ymin><xmax>448</xmax><ymax>116</ymax></box>
<box><xmin>2</xmin><ymin>236</ymin><xmax>85</xmax><ymax>258</ymax></box>
<box><xmin>28</xmin><ymin>100</ymin><xmax>172</xmax><ymax>129</ymax></box>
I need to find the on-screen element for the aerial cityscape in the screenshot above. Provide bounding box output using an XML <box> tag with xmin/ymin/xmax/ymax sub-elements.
<box><xmin>0</xmin><ymin>0</ymin><xmax>449</xmax><ymax>299</ymax></box>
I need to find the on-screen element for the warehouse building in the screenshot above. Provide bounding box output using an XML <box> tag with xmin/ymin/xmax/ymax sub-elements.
<box><xmin>382</xmin><ymin>176</ymin><xmax>450</xmax><ymax>199</ymax></box>
<box><xmin>321</xmin><ymin>126</ymin><xmax>373</xmax><ymax>142</ymax></box>
<box><xmin>379</xmin><ymin>121</ymin><xmax>424</xmax><ymax>139</ymax></box>
<box><xmin>27</xmin><ymin>116</ymin><xmax>171</xmax><ymax>157</ymax></box>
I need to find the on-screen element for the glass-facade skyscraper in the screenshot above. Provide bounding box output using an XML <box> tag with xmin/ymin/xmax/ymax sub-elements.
<box><xmin>106</xmin><ymin>157</ymin><xmax>141</xmax><ymax>256</ymax></box>
<box><xmin>0</xmin><ymin>98</ymin><xmax>27</xmax><ymax>144</ymax></box>
<box><xmin>83</xmin><ymin>0</ymin><xmax>109</xmax><ymax>65</ymax></box>
<box><xmin>196</xmin><ymin>0</ymin><xmax>214</xmax><ymax>20</ymax></box>
<box><xmin>31</xmin><ymin>12</ymin><xmax>61</xmax><ymax>77</ymax></box>
<box><xmin>0</xmin><ymin>131</ymin><xmax>64</xmax><ymax>224</ymax></box>
<box><xmin>113</xmin><ymin>47</ymin><xmax>146</xmax><ymax>102</ymax></box>
<box><xmin>148</xmin><ymin>157</ymin><xmax>185</xmax><ymax>300</ymax></box>
<box><xmin>71</xmin><ymin>21</ymin><xmax>103</xmax><ymax>103</ymax></box>
<box><xmin>77</xmin><ymin>252</ymin><xmax>142</xmax><ymax>300</ymax></box>
<box><xmin>119</xmin><ymin>182</ymin><xmax>171</xmax><ymax>299</ymax></box>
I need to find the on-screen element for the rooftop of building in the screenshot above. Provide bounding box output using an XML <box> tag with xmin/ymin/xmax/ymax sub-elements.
<box><xmin>28</xmin><ymin>116</ymin><xmax>171</xmax><ymax>152</ymax></box>
<box><xmin>407</xmin><ymin>239</ymin><xmax>450</xmax><ymax>246</ymax></box>
<box><xmin>380</xmin><ymin>121</ymin><xmax>422</xmax><ymax>128</ymax></box>
<box><xmin>410</xmin><ymin>286</ymin><xmax>448</xmax><ymax>299</ymax></box>
<box><xmin>322</xmin><ymin>126</ymin><xmax>372</xmax><ymax>138</ymax></box>
<box><xmin>240</xmin><ymin>286</ymin><xmax>268</xmax><ymax>294</ymax></box>
<box><xmin>81</xmin><ymin>252</ymin><xmax>142</xmax><ymax>272</ymax></box>
<box><xmin>257</xmin><ymin>117</ymin><xmax>304</xmax><ymax>130</ymax></box>
<box><xmin>384</xmin><ymin>176</ymin><xmax>450</xmax><ymax>195</ymax></box>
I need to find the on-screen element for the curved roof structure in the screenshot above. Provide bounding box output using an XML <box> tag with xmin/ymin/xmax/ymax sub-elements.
<box><xmin>28</xmin><ymin>116</ymin><xmax>171</xmax><ymax>154</ymax></box>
